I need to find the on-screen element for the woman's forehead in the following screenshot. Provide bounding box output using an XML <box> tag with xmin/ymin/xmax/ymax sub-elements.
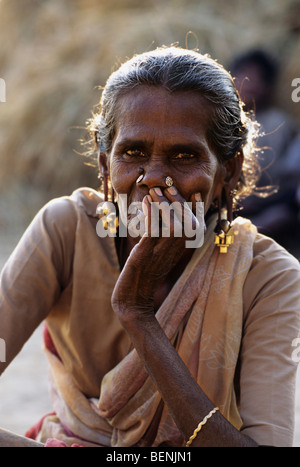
<box><xmin>113</xmin><ymin>85</ymin><xmax>214</xmax><ymax>136</ymax></box>
<box><xmin>116</xmin><ymin>85</ymin><xmax>212</xmax><ymax>111</ymax></box>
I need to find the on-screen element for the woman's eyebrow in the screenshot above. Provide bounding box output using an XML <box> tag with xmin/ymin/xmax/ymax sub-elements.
<box><xmin>113</xmin><ymin>138</ymin><xmax>150</xmax><ymax>151</ymax></box>
<box><xmin>113</xmin><ymin>138</ymin><xmax>209</xmax><ymax>153</ymax></box>
<box><xmin>167</xmin><ymin>142</ymin><xmax>209</xmax><ymax>154</ymax></box>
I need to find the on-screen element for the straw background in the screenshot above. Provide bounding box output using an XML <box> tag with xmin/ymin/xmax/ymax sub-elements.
<box><xmin>0</xmin><ymin>0</ymin><xmax>300</xmax><ymax>446</ymax></box>
<box><xmin>0</xmin><ymin>0</ymin><xmax>300</xmax><ymax>232</ymax></box>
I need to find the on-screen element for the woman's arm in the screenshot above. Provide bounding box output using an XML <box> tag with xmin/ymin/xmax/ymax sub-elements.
<box><xmin>237</xmin><ymin>237</ymin><xmax>300</xmax><ymax>446</ymax></box>
<box><xmin>121</xmin><ymin>311</ymin><xmax>257</xmax><ymax>447</ymax></box>
<box><xmin>0</xmin><ymin>197</ymin><xmax>76</xmax><ymax>375</ymax></box>
<box><xmin>111</xmin><ymin>188</ymin><xmax>258</xmax><ymax>447</ymax></box>
<box><xmin>0</xmin><ymin>428</ymin><xmax>43</xmax><ymax>447</ymax></box>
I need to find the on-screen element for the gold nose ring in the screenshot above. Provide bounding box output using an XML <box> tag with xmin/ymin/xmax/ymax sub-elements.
<box><xmin>165</xmin><ymin>176</ymin><xmax>174</xmax><ymax>187</ymax></box>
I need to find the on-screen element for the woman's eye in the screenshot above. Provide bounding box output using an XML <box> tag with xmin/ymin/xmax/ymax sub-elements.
<box><xmin>174</xmin><ymin>153</ymin><xmax>196</xmax><ymax>160</ymax></box>
<box><xmin>125</xmin><ymin>149</ymin><xmax>146</xmax><ymax>158</ymax></box>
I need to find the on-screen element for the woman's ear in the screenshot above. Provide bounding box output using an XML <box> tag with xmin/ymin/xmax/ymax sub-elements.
<box><xmin>223</xmin><ymin>151</ymin><xmax>244</xmax><ymax>223</ymax></box>
<box><xmin>98</xmin><ymin>151</ymin><xmax>110</xmax><ymax>202</ymax></box>
<box><xmin>212</xmin><ymin>151</ymin><xmax>243</xmax><ymax>201</ymax></box>
<box><xmin>211</xmin><ymin>151</ymin><xmax>244</xmax><ymax>222</ymax></box>
<box><xmin>99</xmin><ymin>151</ymin><xmax>109</xmax><ymax>177</ymax></box>
<box><xmin>223</xmin><ymin>151</ymin><xmax>244</xmax><ymax>188</ymax></box>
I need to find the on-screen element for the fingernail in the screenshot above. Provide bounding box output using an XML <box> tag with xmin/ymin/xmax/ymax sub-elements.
<box><xmin>195</xmin><ymin>192</ymin><xmax>201</xmax><ymax>202</ymax></box>
<box><xmin>167</xmin><ymin>186</ymin><xmax>177</xmax><ymax>195</ymax></box>
<box><xmin>144</xmin><ymin>194</ymin><xmax>152</xmax><ymax>204</ymax></box>
<box><xmin>153</xmin><ymin>187</ymin><xmax>163</xmax><ymax>196</ymax></box>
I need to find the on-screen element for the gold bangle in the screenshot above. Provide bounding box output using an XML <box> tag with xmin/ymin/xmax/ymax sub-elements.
<box><xmin>185</xmin><ymin>407</ymin><xmax>219</xmax><ymax>447</ymax></box>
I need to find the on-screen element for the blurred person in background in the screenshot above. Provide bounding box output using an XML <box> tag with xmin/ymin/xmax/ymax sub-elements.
<box><xmin>284</xmin><ymin>134</ymin><xmax>300</xmax><ymax>220</ymax></box>
<box><xmin>230</xmin><ymin>49</ymin><xmax>300</xmax><ymax>248</ymax></box>
<box><xmin>0</xmin><ymin>46</ymin><xmax>300</xmax><ymax>448</ymax></box>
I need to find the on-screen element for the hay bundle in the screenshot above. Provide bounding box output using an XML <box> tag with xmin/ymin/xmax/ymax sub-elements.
<box><xmin>0</xmin><ymin>0</ymin><xmax>299</xmax><ymax>229</ymax></box>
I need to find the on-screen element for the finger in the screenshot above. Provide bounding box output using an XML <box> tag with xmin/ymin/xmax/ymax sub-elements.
<box><xmin>164</xmin><ymin>188</ymin><xmax>204</xmax><ymax>239</ymax></box>
<box><xmin>142</xmin><ymin>195</ymin><xmax>156</xmax><ymax>238</ymax></box>
<box><xmin>148</xmin><ymin>187</ymin><xmax>183</xmax><ymax>237</ymax></box>
<box><xmin>149</xmin><ymin>187</ymin><xmax>200</xmax><ymax>239</ymax></box>
<box><xmin>149</xmin><ymin>185</ymin><xmax>186</xmax><ymax>207</ymax></box>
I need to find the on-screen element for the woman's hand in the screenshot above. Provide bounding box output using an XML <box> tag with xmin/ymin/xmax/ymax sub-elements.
<box><xmin>111</xmin><ymin>185</ymin><xmax>201</xmax><ymax>323</ymax></box>
<box><xmin>110</xmin><ymin>186</ymin><xmax>258</xmax><ymax>447</ymax></box>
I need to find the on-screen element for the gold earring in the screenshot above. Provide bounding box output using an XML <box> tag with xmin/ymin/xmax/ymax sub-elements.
<box><xmin>214</xmin><ymin>219</ymin><xmax>234</xmax><ymax>253</ymax></box>
<box><xmin>165</xmin><ymin>176</ymin><xmax>174</xmax><ymax>187</ymax></box>
<box><xmin>97</xmin><ymin>201</ymin><xmax>119</xmax><ymax>235</ymax></box>
<box><xmin>229</xmin><ymin>188</ymin><xmax>238</xmax><ymax>198</ymax></box>
<box><xmin>97</xmin><ymin>157</ymin><xmax>119</xmax><ymax>234</ymax></box>
<box><xmin>214</xmin><ymin>188</ymin><xmax>234</xmax><ymax>253</ymax></box>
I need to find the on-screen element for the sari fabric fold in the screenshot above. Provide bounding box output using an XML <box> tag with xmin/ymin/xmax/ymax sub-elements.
<box><xmin>39</xmin><ymin>217</ymin><xmax>257</xmax><ymax>447</ymax></box>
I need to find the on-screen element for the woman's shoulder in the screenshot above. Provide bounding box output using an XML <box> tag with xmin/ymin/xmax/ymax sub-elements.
<box><xmin>31</xmin><ymin>188</ymin><xmax>102</xmax><ymax>240</ymax></box>
<box><xmin>41</xmin><ymin>187</ymin><xmax>102</xmax><ymax>221</ymax></box>
<box><xmin>243</xmin><ymin>232</ymin><xmax>300</xmax><ymax>321</ymax></box>
<box><xmin>252</xmin><ymin>233</ymin><xmax>300</xmax><ymax>272</ymax></box>
<box><xmin>21</xmin><ymin>187</ymin><xmax>103</xmax><ymax>255</ymax></box>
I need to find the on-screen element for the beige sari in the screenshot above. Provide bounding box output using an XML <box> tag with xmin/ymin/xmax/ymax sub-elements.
<box><xmin>37</xmin><ymin>216</ymin><xmax>257</xmax><ymax>447</ymax></box>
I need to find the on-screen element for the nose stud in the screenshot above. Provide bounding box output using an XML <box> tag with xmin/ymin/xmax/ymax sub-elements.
<box><xmin>165</xmin><ymin>176</ymin><xmax>174</xmax><ymax>187</ymax></box>
<box><xmin>136</xmin><ymin>170</ymin><xmax>174</xmax><ymax>188</ymax></box>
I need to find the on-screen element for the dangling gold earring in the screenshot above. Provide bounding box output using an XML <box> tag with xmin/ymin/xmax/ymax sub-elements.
<box><xmin>97</xmin><ymin>150</ymin><xmax>119</xmax><ymax>235</ymax></box>
<box><xmin>214</xmin><ymin>187</ymin><xmax>235</xmax><ymax>253</ymax></box>
<box><xmin>97</xmin><ymin>204</ymin><xmax>119</xmax><ymax>234</ymax></box>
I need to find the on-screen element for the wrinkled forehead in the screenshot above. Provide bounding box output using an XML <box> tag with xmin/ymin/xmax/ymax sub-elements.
<box><xmin>113</xmin><ymin>85</ymin><xmax>215</xmax><ymax>133</ymax></box>
<box><xmin>109</xmin><ymin>85</ymin><xmax>218</xmax><ymax>162</ymax></box>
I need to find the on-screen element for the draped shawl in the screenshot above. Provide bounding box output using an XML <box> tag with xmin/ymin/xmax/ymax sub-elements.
<box><xmin>38</xmin><ymin>216</ymin><xmax>257</xmax><ymax>447</ymax></box>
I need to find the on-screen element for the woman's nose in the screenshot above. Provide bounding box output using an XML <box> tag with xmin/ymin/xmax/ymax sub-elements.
<box><xmin>137</xmin><ymin>161</ymin><xmax>172</xmax><ymax>189</ymax></box>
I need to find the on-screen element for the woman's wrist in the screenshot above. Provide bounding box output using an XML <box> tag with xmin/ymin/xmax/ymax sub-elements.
<box><xmin>115</xmin><ymin>305</ymin><xmax>258</xmax><ymax>447</ymax></box>
<box><xmin>116</xmin><ymin>304</ymin><xmax>157</xmax><ymax>333</ymax></box>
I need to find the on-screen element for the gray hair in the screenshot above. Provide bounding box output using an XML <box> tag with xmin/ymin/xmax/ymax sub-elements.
<box><xmin>87</xmin><ymin>46</ymin><xmax>261</xmax><ymax>201</ymax></box>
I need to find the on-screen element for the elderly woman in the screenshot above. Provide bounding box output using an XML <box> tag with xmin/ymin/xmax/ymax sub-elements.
<box><xmin>1</xmin><ymin>46</ymin><xmax>300</xmax><ymax>448</ymax></box>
